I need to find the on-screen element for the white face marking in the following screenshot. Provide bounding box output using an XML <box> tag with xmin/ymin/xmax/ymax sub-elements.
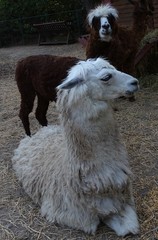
<box><xmin>99</xmin><ymin>17</ymin><xmax>112</xmax><ymax>42</ymax></box>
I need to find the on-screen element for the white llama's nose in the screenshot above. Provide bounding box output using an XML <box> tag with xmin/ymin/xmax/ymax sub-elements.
<box><xmin>126</xmin><ymin>79</ymin><xmax>139</xmax><ymax>95</ymax></box>
<box><xmin>130</xmin><ymin>80</ymin><xmax>138</xmax><ymax>87</ymax></box>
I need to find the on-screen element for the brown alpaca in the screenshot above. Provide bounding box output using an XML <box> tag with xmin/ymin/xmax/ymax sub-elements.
<box><xmin>15</xmin><ymin>55</ymin><xmax>79</xmax><ymax>136</ymax></box>
<box><xmin>86</xmin><ymin>1</ymin><xmax>154</xmax><ymax>75</ymax></box>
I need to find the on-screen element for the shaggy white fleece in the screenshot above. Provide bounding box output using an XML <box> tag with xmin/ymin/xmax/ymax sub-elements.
<box><xmin>12</xmin><ymin>57</ymin><xmax>139</xmax><ymax>236</ymax></box>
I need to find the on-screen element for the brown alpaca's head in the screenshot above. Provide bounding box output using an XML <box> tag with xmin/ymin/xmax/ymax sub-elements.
<box><xmin>87</xmin><ymin>4</ymin><xmax>118</xmax><ymax>42</ymax></box>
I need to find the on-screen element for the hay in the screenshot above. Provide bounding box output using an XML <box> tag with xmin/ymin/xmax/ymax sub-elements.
<box><xmin>0</xmin><ymin>44</ymin><xmax>158</xmax><ymax>240</ymax></box>
<box><xmin>139</xmin><ymin>74</ymin><xmax>158</xmax><ymax>89</ymax></box>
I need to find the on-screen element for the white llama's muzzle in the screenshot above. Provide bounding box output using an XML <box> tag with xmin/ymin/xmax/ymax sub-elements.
<box><xmin>126</xmin><ymin>79</ymin><xmax>139</xmax><ymax>96</ymax></box>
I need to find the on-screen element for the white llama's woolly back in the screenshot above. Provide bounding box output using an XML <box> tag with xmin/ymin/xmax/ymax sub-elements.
<box><xmin>12</xmin><ymin>57</ymin><xmax>139</xmax><ymax>236</ymax></box>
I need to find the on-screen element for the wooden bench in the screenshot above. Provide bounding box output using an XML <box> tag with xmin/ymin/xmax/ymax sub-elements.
<box><xmin>33</xmin><ymin>21</ymin><xmax>74</xmax><ymax>45</ymax></box>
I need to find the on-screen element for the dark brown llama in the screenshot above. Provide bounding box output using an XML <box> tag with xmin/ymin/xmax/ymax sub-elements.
<box><xmin>15</xmin><ymin>55</ymin><xmax>79</xmax><ymax>136</ymax></box>
<box><xmin>86</xmin><ymin>0</ymin><xmax>154</xmax><ymax>76</ymax></box>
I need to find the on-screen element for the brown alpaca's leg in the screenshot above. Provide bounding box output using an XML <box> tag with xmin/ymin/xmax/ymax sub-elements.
<box><xmin>35</xmin><ymin>94</ymin><xmax>49</xmax><ymax>127</ymax></box>
<box><xmin>19</xmin><ymin>92</ymin><xmax>36</xmax><ymax>136</ymax></box>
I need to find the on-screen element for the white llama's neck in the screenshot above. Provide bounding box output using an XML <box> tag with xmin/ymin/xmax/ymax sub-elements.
<box><xmin>60</xmin><ymin>100</ymin><xmax>119</xmax><ymax>161</ymax></box>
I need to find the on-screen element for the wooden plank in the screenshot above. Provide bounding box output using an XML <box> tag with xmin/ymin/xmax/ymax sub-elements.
<box><xmin>111</xmin><ymin>0</ymin><xmax>158</xmax><ymax>29</ymax></box>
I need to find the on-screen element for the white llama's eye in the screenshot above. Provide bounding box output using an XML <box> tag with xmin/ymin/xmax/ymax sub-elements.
<box><xmin>100</xmin><ymin>73</ymin><xmax>112</xmax><ymax>82</ymax></box>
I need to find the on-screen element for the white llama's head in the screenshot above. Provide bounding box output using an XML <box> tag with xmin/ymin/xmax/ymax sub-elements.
<box><xmin>57</xmin><ymin>58</ymin><xmax>139</xmax><ymax>106</ymax></box>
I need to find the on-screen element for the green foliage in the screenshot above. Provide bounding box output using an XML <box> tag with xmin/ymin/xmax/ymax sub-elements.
<box><xmin>0</xmin><ymin>0</ymin><xmax>86</xmax><ymax>46</ymax></box>
<box><xmin>0</xmin><ymin>0</ymin><xmax>83</xmax><ymax>20</ymax></box>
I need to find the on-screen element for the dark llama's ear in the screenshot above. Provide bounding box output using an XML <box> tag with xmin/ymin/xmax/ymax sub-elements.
<box><xmin>107</xmin><ymin>13</ymin><xmax>118</xmax><ymax>35</ymax></box>
<box><xmin>108</xmin><ymin>13</ymin><xmax>118</xmax><ymax>36</ymax></box>
<box><xmin>108</xmin><ymin>13</ymin><xmax>117</xmax><ymax>21</ymax></box>
<box><xmin>92</xmin><ymin>16</ymin><xmax>101</xmax><ymax>30</ymax></box>
<box><xmin>57</xmin><ymin>78</ymin><xmax>84</xmax><ymax>90</ymax></box>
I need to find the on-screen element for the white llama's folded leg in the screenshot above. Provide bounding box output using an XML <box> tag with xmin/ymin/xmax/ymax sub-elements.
<box><xmin>105</xmin><ymin>205</ymin><xmax>139</xmax><ymax>236</ymax></box>
<box><xmin>59</xmin><ymin>213</ymin><xmax>100</xmax><ymax>235</ymax></box>
<box><xmin>41</xmin><ymin>199</ymin><xmax>100</xmax><ymax>234</ymax></box>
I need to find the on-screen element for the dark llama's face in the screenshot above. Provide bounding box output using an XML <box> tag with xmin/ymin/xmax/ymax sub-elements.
<box><xmin>92</xmin><ymin>14</ymin><xmax>117</xmax><ymax>42</ymax></box>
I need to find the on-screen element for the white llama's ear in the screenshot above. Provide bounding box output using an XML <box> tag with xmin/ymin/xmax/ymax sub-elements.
<box><xmin>57</xmin><ymin>78</ymin><xmax>84</xmax><ymax>90</ymax></box>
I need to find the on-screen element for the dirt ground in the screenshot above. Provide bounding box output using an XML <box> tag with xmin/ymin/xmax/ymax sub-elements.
<box><xmin>0</xmin><ymin>43</ymin><xmax>158</xmax><ymax>240</ymax></box>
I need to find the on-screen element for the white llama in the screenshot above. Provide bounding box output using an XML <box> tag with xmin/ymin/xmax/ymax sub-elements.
<box><xmin>12</xmin><ymin>57</ymin><xmax>139</xmax><ymax>236</ymax></box>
